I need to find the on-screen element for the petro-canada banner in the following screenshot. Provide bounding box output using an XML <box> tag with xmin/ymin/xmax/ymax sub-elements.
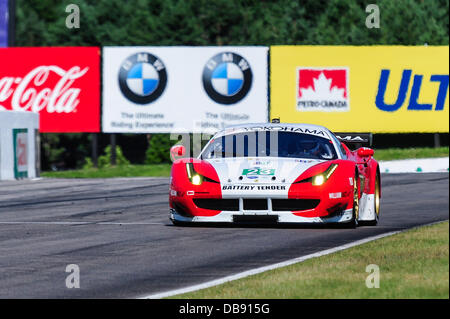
<box><xmin>271</xmin><ymin>46</ymin><xmax>449</xmax><ymax>133</ymax></box>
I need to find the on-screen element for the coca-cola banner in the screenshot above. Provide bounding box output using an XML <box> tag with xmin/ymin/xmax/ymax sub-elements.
<box><xmin>0</xmin><ymin>47</ymin><xmax>100</xmax><ymax>132</ymax></box>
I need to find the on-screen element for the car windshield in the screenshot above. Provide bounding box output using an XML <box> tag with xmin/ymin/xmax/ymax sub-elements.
<box><xmin>201</xmin><ymin>131</ymin><xmax>338</xmax><ymax>160</ymax></box>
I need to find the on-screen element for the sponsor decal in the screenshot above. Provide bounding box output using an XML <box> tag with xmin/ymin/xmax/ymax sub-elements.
<box><xmin>297</xmin><ymin>67</ymin><xmax>350</xmax><ymax>112</ymax></box>
<box><xmin>118</xmin><ymin>52</ymin><xmax>167</xmax><ymax>104</ymax></box>
<box><xmin>336</xmin><ymin>135</ymin><xmax>365</xmax><ymax>142</ymax></box>
<box><xmin>295</xmin><ymin>159</ymin><xmax>315</xmax><ymax>163</ymax></box>
<box><xmin>242</xmin><ymin>168</ymin><xmax>275</xmax><ymax>176</ymax></box>
<box><xmin>222</xmin><ymin>185</ymin><xmax>286</xmax><ymax>191</ymax></box>
<box><xmin>239</xmin><ymin>126</ymin><xmax>327</xmax><ymax>137</ymax></box>
<box><xmin>202</xmin><ymin>52</ymin><xmax>252</xmax><ymax>105</ymax></box>
<box><xmin>251</xmin><ymin>160</ymin><xmax>271</xmax><ymax>166</ymax></box>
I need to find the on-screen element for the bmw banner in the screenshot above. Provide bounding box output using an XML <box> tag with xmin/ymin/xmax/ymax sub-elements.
<box><xmin>102</xmin><ymin>47</ymin><xmax>269</xmax><ymax>133</ymax></box>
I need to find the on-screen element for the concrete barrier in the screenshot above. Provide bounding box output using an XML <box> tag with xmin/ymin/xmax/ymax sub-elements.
<box><xmin>0</xmin><ymin>111</ymin><xmax>39</xmax><ymax>180</ymax></box>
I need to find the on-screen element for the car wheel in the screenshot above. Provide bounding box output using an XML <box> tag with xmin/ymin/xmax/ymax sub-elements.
<box><xmin>346</xmin><ymin>174</ymin><xmax>360</xmax><ymax>228</ymax></box>
<box><xmin>365</xmin><ymin>173</ymin><xmax>380</xmax><ymax>226</ymax></box>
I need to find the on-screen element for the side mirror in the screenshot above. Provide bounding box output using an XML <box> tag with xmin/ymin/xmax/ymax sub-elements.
<box><xmin>170</xmin><ymin>145</ymin><xmax>186</xmax><ymax>161</ymax></box>
<box><xmin>357</xmin><ymin>147</ymin><xmax>374</xmax><ymax>158</ymax></box>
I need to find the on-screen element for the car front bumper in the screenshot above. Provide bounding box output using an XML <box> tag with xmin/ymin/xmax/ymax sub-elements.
<box><xmin>169</xmin><ymin>207</ymin><xmax>354</xmax><ymax>224</ymax></box>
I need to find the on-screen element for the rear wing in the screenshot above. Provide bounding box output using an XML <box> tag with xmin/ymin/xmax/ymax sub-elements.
<box><xmin>334</xmin><ymin>133</ymin><xmax>373</xmax><ymax>148</ymax></box>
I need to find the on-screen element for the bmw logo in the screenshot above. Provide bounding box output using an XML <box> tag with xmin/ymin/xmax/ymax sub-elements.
<box><xmin>202</xmin><ymin>52</ymin><xmax>252</xmax><ymax>105</ymax></box>
<box><xmin>118</xmin><ymin>52</ymin><xmax>167</xmax><ymax>104</ymax></box>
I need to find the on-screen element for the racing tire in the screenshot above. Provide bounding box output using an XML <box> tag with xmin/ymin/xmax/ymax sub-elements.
<box><xmin>364</xmin><ymin>172</ymin><xmax>381</xmax><ymax>226</ymax></box>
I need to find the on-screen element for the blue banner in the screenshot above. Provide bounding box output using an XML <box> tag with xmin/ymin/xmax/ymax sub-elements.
<box><xmin>0</xmin><ymin>0</ymin><xmax>8</xmax><ymax>47</ymax></box>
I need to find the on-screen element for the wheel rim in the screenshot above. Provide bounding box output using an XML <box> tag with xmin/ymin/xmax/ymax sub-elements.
<box><xmin>375</xmin><ymin>176</ymin><xmax>380</xmax><ymax>217</ymax></box>
<box><xmin>353</xmin><ymin>177</ymin><xmax>359</xmax><ymax>220</ymax></box>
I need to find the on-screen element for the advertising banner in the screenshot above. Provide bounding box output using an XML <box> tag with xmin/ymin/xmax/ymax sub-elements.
<box><xmin>0</xmin><ymin>0</ymin><xmax>7</xmax><ymax>47</ymax></box>
<box><xmin>270</xmin><ymin>46</ymin><xmax>449</xmax><ymax>133</ymax></box>
<box><xmin>13</xmin><ymin>128</ymin><xmax>27</xmax><ymax>179</ymax></box>
<box><xmin>102</xmin><ymin>46</ymin><xmax>269</xmax><ymax>133</ymax></box>
<box><xmin>0</xmin><ymin>47</ymin><xmax>100</xmax><ymax>132</ymax></box>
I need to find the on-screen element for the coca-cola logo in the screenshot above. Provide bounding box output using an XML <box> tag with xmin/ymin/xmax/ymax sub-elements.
<box><xmin>0</xmin><ymin>65</ymin><xmax>89</xmax><ymax>113</ymax></box>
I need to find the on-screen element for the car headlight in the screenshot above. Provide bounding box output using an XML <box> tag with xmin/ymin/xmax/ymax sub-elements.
<box><xmin>312</xmin><ymin>174</ymin><xmax>325</xmax><ymax>186</ymax></box>
<box><xmin>312</xmin><ymin>164</ymin><xmax>338</xmax><ymax>186</ymax></box>
<box><xmin>186</xmin><ymin>163</ymin><xmax>203</xmax><ymax>185</ymax></box>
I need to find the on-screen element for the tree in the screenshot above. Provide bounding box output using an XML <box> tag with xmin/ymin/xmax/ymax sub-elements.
<box><xmin>14</xmin><ymin>0</ymin><xmax>449</xmax><ymax>168</ymax></box>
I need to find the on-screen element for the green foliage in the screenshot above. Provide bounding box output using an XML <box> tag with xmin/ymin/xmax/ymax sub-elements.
<box><xmin>16</xmin><ymin>0</ymin><xmax>449</xmax><ymax>46</ymax></box>
<box><xmin>82</xmin><ymin>157</ymin><xmax>93</xmax><ymax>169</ymax></box>
<box><xmin>83</xmin><ymin>145</ymin><xmax>130</xmax><ymax>169</ymax></box>
<box><xmin>310</xmin><ymin>0</ymin><xmax>449</xmax><ymax>45</ymax></box>
<box><xmin>41</xmin><ymin>134</ymin><xmax>65</xmax><ymax>170</ymax></box>
<box><xmin>145</xmin><ymin>134</ymin><xmax>176</xmax><ymax>164</ymax></box>
<box><xmin>41</xmin><ymin>133</ymin><xmax>91</xmax><ymax>170</ymax></box>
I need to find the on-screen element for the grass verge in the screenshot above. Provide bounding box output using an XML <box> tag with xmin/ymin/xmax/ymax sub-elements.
<box><xmin>41</xmin><ymin>147</ymin><xmax>448</xmax><ymax>178</ymax></box>
<box><xmin>41</xmin><ymin>164</ymin><xmax>171</xmax><ymax>178</ymax></box>
<box><xmin>374</xmin><ymin>147</ymin><xmax>449</xmax><ymax>161</ymax></box>
<box><xmin>170</xmin><ymin>221</ymin><xmax>449</xmax><ymax>299</ymax></box>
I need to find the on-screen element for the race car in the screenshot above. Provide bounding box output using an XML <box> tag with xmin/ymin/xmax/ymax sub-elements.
<box><xmin>168</xmin><ymin>122</ymin><xmax>381</xmax><ymax>227</ymax></box>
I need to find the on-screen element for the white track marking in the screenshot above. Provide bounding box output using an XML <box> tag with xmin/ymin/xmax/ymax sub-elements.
<box><xmin>140</xmin><ymin>220</ymin><xmax>448</xmax><ymax>299</ymax></box>
<box><xmin>0</xmin><ymin>221</ymin><xmax>166</xmax><ymax>226</ymax></box>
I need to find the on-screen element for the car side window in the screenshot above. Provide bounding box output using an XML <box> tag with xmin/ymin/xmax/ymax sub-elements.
<box><xmin>340</xmin><ymin>143</ymin><xmax>347</xmax><ymax>159</ymax></box>
<box><xmin>329</xmin><ymin>133</ymin><xmax>347</xmax><ymax>159</ymax></box>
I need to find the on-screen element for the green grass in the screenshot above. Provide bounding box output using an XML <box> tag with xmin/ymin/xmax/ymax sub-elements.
<box><xmin>41</xmin><ymin>164</ymin><xmax>171</xmax><ymax>178</ymax></box>
<box><xmin>171</xmin><ymin>221</ymin><xmax>449</xmax><ymax>299</ymax></box>
<box><xmin>41</xmin><ymin>147</ymin><xmax>448</xmax><ymax>178</ymax></box>
<box><xmin>374</xmin><ymin>147</ymin><xmax>449</xmax><ymax>161</ymax></box>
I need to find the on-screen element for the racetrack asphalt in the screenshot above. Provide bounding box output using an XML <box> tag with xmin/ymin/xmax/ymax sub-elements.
<box><xmin>0</xmin><ymin>173</ymin><xmax>448</xmax><ymax>298</ymax></box>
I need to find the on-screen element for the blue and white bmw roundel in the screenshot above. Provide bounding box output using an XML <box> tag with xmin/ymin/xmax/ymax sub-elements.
<box><xmin>126</xmin><ymin>63</ymin><xmax>160</xmax><ymax>96</ymax></box>
<box><xmin>202</xmin><ymin>52</ymin><xmax>253</xmax><ymax>105</ymax></box>
<box><xmin>118</xmin><ymin>52</ymin><xmax>167</xmax><ymax>104</ymax></box>
<box><xmin>211</xmin><ymin>62</ymin><xmax>244</xmax><ymax>96</ymax></box>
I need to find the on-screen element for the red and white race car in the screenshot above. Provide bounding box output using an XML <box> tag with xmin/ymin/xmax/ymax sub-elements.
<box><xmin>169</xmin><ymin>122</ymin><xmax>381</xmax><ymax>227</ymax></box>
